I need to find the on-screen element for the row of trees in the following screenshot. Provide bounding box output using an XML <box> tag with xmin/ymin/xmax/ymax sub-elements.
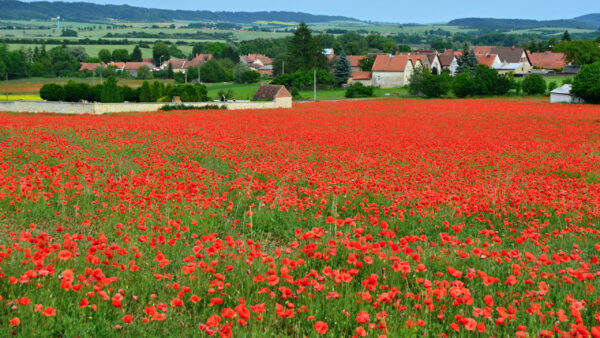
<box><xmin>39</xmin><ymin>78</ymin><xmax>209</xmax><ymax>103</ymax></box>
<box><xmin>408</xmin><ymin>64</ymin><xmax>551</xmax><ymax>98</ymax></box>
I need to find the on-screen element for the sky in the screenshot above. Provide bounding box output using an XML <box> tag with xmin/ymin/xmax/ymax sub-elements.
<box><xmin>25</xmin><ymin>0</ymin><xmax>600</xmax><ymax>23</ymax></box>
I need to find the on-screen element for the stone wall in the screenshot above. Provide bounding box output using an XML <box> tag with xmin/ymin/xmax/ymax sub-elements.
<box><xmin>0</xmin><ymin>99</ymin><xmax>292</xmax><ymax>115</ymax></box>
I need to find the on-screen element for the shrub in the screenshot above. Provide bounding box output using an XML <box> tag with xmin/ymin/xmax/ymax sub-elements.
<box><xmin>120</xmin><ymin>85</ymin><xmax>139</xmax><ymax>102</ymax></box>
<box><xmin>421</xmin><ymin>73</ymin><xmax>452</xmax><ymax>98</ymax></box>
<box><xmin>101</xmin><ymin>76</ymin><xmax>122</xmax><ymax>103</ymax></box>
<box><xmin>159</xmin><ymin>104</ymin><xmax>226</xmax><ymax>111</ymax></box>
<box><xmin>408</xmin><ymin>67</ymin><xmax>428</xmax><ymax>95</ymax></box>
<box><xmin>452</xmin><ymin>71</ymin><xmax>475</xmax><ymax>98</ymax></box>
<box><xmin>345</xmin><ymin>82</ymin><xmax>374</xmax><ymax>98</ymax></box>
<box><xmin>39</xmin><ymin>83</ymin><xmax>66</xmax><ymax>101</ymax></box>
<box><xmin>548</xmin><ymin>81</ymin><xmax>558</xmax><ymax>93</ymax></box>
<box><xmin>521</xmin><ymin>74</ymin><xmax>546</xmax><ymax>95</ymax></box>
<box><xmin>64</xmin><ymin>81</ymin><xmax>90</xmax><ymax>102</ymax></box>
<box><xmin>167</xmin><ymin>84</ymin><xmax>209</xmax><ymax>102</ymax></box>
<box><xmin>572</xmin><ymin>62</ymin><xmax>600</xmax><ymax>104</ymax></box>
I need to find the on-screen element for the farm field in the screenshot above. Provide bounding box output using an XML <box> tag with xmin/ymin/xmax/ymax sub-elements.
<box><xmin>1</xmin><ymin>99</ymin><xmax>600</xmax><ymax>336</ymax></box>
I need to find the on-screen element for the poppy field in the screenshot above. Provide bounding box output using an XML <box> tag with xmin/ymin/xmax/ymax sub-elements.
<box><xmin>1</xmin><ymin>99</ymin><xmax>600</xmax><ymax>337</ymax></box>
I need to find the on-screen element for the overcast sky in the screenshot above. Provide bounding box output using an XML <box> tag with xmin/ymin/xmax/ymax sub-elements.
<box><xmin>25</xmin><ymin>0</ymin><xmax>600</xmax><ymax>23</ymax></box>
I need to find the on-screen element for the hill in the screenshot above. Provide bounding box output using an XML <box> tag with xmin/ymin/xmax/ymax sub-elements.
<box><xmin>0</xmin><ymin>0</ymin><xmax>359</xmax><ymax>24</ymax></box>
<box><xmin>574</xmin><ymin>13</ymin><xmax>600</xmax><ymax>28</ymax></box>
<box><xmin>448</xmin><ymin>17</ymin><xmax>598</xmax><ymax>30</ymax></box>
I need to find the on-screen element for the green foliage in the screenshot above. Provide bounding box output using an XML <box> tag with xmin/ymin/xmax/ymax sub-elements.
<box><xmin>217</xmin><ymin>89</ymin><xmax>234</xmax><ymax>101</ymax></box>
<box><xmin>422</xmin><ymin>72</ymin><xmax>452</xmax><ymax>98</ymax></box>
<box><xmin>408</xmin><ymin>67</ymin><xmax>428</xmax><ymax>95</ymax></box>
<box><xmin>100</xmin><ymin>76</ymin><xmax>122</xmax><ymax>103</ymax></box>
<box><xmin>60</xmin><ymin>28</ymin><xmax>78</xmax><ymax>37</ymax></box>
<box><xmin>554</xmin><ymin>40</ymin><xmax>600</xmax><ymax>65</ymax></box>
<box><xmin>151</xmin><ymin>81</ymin><xmax>165</xmax><ymax>101</ymax></box>
<box><xmin>456</xmin><ymin>43</ymin><xmax>478</xmax><ymax>74</ymax></box>
<box><xmin>548</xmin><ymin>81</ymin><xmax>558</xmax><ymax>92</ymax></box>
<box><xmin>98</xmin><ymin>49</ymin><xmax>111</xmax><ymax>64</ymax></box>
<box><xmin>111</xmin><ymin>49</ymin><xmax>129</xmax><ymax>62</ymax></box>
<box><xmin>167</xmin><ymin>84</ymin><xmax>209</xmax><ymax>102</ymax></box>
<box><xmin>216</xmin><ymin>45</ymin><xmax>240</xmax><ymax>64</ymax></box>
<box><xmin>522</xmin><ymin>74</ymin><xmax>547</xmax><ymax>95</ymax></box>
<box><xmin>63</xmin><ymin>80</ymin><xmax>90</xmax><ymax>102</ymax></box>
<box><xmin>283</xmin><ymin>22</ymin><xmax>328</xmax><ymax>73</ymax></box>
<box><xmin>562</xmin><ymin>30</ymin><xmax>571</xmax><ymax>41</ymax></box>
<box><xmin>233</xmin><ymin>64</ymin><xmax>259</xmax><ymax>84</ymax></box>
<box><xmin>344</xmin><ymin>82</ymin><xmax>374</xmax><ymax>98</ymax></box>
<box><xmin>139</xmin><ymin>81</ymin><xmax>152</xmax><ymax>102</ymax></box>
<box><xmin>199</xmin><ymin>59</ymin><xmax>233</xmax><ymax>83</ymax></box>
<box><xmin>130</xmin><ymin>45</ymin><xmax>143</xmax><ymax>62</ymax></box>
<box><xmin>136</xmin><ymin>65</ymin><xmax>153</xmax><ymax>80</ymax></box>
<box><xmin>334</xmin><ymin>51</ymin><xmax>351</xmax><ymax>85</ymax></box>
<box><xmin>152</xmin><ymin>41</ymin><xmax>170</xmax><ymax>66</ymax></box>
<box><xmin>572</xmin><ymin>62</ymin><xmax>600</xmax><ymax>103</ymax></box>
<box><xmin>452</xmin><ymin>71</ymin><xmax>476</xmax><ymax>98</ymax></box>
<box><xmin>271</xmin><ymin>70</ymin><xmax>334</xmax><ymax>89</ymax></box>
<box><xmin>39</xmin><ymin>83</ymin><xmax>66</xmax><ymax>101</ymax></box>
<box><xmin>359</xmin><ymin>55</ymin><xmax>375</xmax><ymax>71</ymax></box>
<box><xmin>159</xmin><ymin>104</ymin><xmax>226</xmax><ymax>111</ymax></box>
<box><xmin>119</xmin><ymin>85</ymin><xmax>139</xmax><ymax>102</ymax></box>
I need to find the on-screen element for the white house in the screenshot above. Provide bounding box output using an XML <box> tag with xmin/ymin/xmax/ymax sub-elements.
<box><xmin>371</xmin><ymin>55</ymin><xmax>414</xmax><ymax>88</ymax></box>
<box><xmin>493</xmin><ymin>62</ymin><xmax>529</xmax><ymax>75</ymax></box>
<box><xmin>550</xmin><ymin>84</ymin><xmax>584</xmax><ymax>103</ymax></box>
<box><xmin>438</xmin><ymin>54</ymin><xmax>458</xmax><ymax>75</ymax></box>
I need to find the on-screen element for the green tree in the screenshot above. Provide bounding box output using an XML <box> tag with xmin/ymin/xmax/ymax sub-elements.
<box><xmin>136</xmin><ymin>65</ymin><xmax>152</xmax><ymax>79</ymax></box>
<box><xmin>456</xmin><ymin>43</ymin><xmax>478</xmax><ymax>74</ymax></box>
<box><xmin>98</xmin><ymin>49</ymin><xmax>111</xmax><ymax>63</ymax></box>
<box><xmin>408</xmin><ymin>67</ymin><xmax>428</xmax><ymax>95</ymax></box>
<box><xmin>151</xmin><ymin>81</ymin><xmax>165</xmax><ymax>101</ymax></box>
<box><xmin>217</xmin><ymin>45</ymin><xmax>240</xmax><ymax>64</ymax></box>
<box><xmin>284</xmin><ymin>22</ymin><xmax>328</xmax><ymax>73</ymax></box>
<box><xmin>130</xmin><ymin>45</ymin><xmax>143</xmax><ymax>62</ymax></box>
<box><xmin>562</xmin><ymin>30</ymin><xmax>571</xmax><ymax>42</ymax></box>
<box><xmin>153</xmin><ymin>41</ymin><xmax>170</xmax><ymax>66</ymax></box>
<box><xmin>345</xmin><ymin>82</ymin><xmax>374</xmax><ymax>98</ymax></box>
<box><xmin>101</xmin><ymin>76</ymin><xmax>122</xmax><ymax>103</ymax></box>
<box><xmin>39</xmin><ymin>83</ymin><xmax>66</xmax><ymax>101</ymax></box>
<box><xmin>64</xmin><ymin>80</ymin><xmax>90</xmax><ymax>102</ymax></box>
<box><xmin>452</xmin><ymin>71</ymin><xmax>475</xmax><ymax>98</ymax></box>
<box><xmin>422</xmin><ymin>72</ymin><xmax>452</xmax><ymax>98</ymax></box>
<box><xmin>554</xmin><ymin>40</ymin><xmax>600</xmax><ymax>65</ymax></box>
<box><xmin>139</xmin><ymin>81</ymin><xmax>152</xmax><ymax>102</ymax></box>
<box><xmin>521</xmin><ymin>74</ymin><xmax>547</xmax><ymax>95</ymax></box>
<box><xmin>359</xmin><ymin>55</ymin><xmax>375</xmax><ymax>71</ymax></box>
<box><xmin>572</xmin><ymin>62</ymin><xmax>600</xmax><ymax>103</ymax></box>
<box><xmin>112</xmin><ymin>49</ymin><xmax>129</xmax><ymax>62</ymax></box>
<box><xmin>334</xmin><ymin>51</ymin><xmax>351</xmax><ymax>85</ymax></box>
<box><xmin>199</xmin><ymin>59</ymin><xmax>229</xmax><ymax>82</ymax></box>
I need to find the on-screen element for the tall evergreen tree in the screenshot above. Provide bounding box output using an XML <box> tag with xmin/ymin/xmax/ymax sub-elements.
<box><xmin>456</xmin><ymin>43</ymin><xmax>478</xmax><ymax>74</ymax></box>
<box><xmin>334</xmin><ymin>51</ymin><xmax>351</xmax><ymax>85</ymax></box>
<box><xmin>562</xmin><ymin>30</ymin><xmax>571</xmax><ymax>42</ymax></box>
<box><xmin>139</xmin><ymin>81</ymin><xmax>152</xmax><ymax>102</ymax></box>
<box><xmin>101</xmin><ymin>76</ymin><xmax>122</xmax><ymax>103</ymax></box>
<box><xmin>131</xmin><ymin>45</ymin><xmax>143</xmax><ymax>62</ymax></box>
<box><xmin>285</xmin><ymin>22</ymin><xmax>328</xmax><ymax>73</ymax></box>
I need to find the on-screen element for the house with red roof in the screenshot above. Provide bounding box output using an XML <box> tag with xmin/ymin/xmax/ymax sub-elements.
<box><xmin>349</xmin><ymin>71</ymin><xmax>372</xmax><ymax>86</ymax></box>
<box><xmin>79</xmin><ymin>62</ymin><xmax>105</xmax><ymax>72</ymax></box>
<box><xmin>527</xmin><ymin>51</ymin><xmax>567</xmax><ymax>70</ymax></box>
<box><xmin>347</xmin><ymin>55</ymin><xmax>366</xmax><ymax>72</ymax></box>
<box><xmin>438</xmin><ymin>54</ymin><xmax>458</xmax><ymax>75</ymax></box>
<box><xmin>371</xmin><ymin>55</ymin><xmax>414</xmax><ymax>88</ymax></box>
<box><xmin>123</xmin><ymin>62</ymin><xmax>156</xmax><ymax>77</ymax></box>
<box><xmin>241</xmin><ymin>54</ymin><xmax>273</xmax><ymax>76</ymax></box>
<box><xmin>476</xmin><ymin>54</ymin><xmax>502</xmax><ymax>68</ymax></box>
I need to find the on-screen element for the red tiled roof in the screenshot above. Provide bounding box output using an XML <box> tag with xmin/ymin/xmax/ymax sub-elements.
<box><xmin>405</xmin><ymin>54</ymin><xmax>427</xmax><ymax>66</ymax></box>
<box><xmin>108</xmin><ymin>62</ymin><xmax>125</xmax><ymax>69</ymax></box>
<box><xmin>253</xmin><ymin>85</ymin><xmax>291</xmax><ymax>99</ymax></box>
<box><xmin>165</xmin><ymin>58</ymin><xmax>187</xmax><ymax>69</ymax></box>
<box><xmin>123</xmin><ymin>62</ymin><xmax>153</xmax><ymax>70</ymax></box>
<box><xmin>528</xmin><ymin>52</ymin><xmax>566</xmax><ymax>70</ymax></box>
<box><xmin>438</xmin><ymin>54</ymin><xmax>455</xmax><ymax>67</ymax></box>
<box><xmin>476</xmin><ymin>54</ymin><xmax>498</xmax><ymax>67</ymax></box>
<box><xmin>471</xmin><ymin>46</ymin><xmax>494</xmax><ymax>55</ymax></box>
<box><xmin>346</xmin><ymin>55</ymin><xmax>366</xmax><ymax>67</ymax></box>
<box><xmin>142</xmin><ymin>57</ymin><xmax>154</xmax><ymax>64</ymax></box>
<box><xmin>79</xmin><ymin>62</ymin><xmax>104</xmax><ymax>71</ymax></box>
<box><xmin>351</xmin><ymin>71</ymin><xmax>371</xmax><ymax>80</ymax></box>
<box><xmin>372</xmin><ymin>55</ymin><xmax>411</xmax><ymax>72</ymax></box>
<box><xmin>246</xmin><ymin>54</ymin><xmax>272</xmax><ymax>65</ymax></box>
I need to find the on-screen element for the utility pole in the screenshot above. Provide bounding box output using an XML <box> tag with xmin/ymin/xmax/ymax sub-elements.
<box><xmin>313</xmin><ymin>69</ymin><xmax>316</xmax><ymax>101</ymax></box>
